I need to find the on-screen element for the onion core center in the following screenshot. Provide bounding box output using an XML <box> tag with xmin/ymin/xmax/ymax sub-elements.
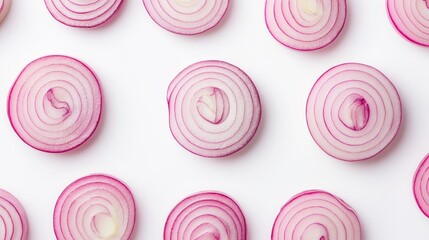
<box><xmin>301</xmin><ymin>223</ymin><xmax>328</xmax><ymax>240</ymax></box>
<box><xmin>44</xmin><ymin>87</ymin><xmax>72</xmax><ymax>119</ymax></box>
<box><xmin>196</xmin><ymin>87</ymin><xmax>230</xmax><ymax>124</ymax></box>
<box><xmin>339</xmin><ymin>94</ymin><xmax>370</xmax><ymax>131</ymax></box>
<box><xmin>93</xmin><ymin>213</ymin><xmax>117</xmax><ymax>239</ymax></box>
<box><xmin>299</xmin><ymin>0</ymin><xmax>321</xmax><ymax>15</ymax></box>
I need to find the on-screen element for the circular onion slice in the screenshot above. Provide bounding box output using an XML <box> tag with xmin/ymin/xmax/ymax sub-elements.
<box><xmin>8</xmin><ymin>55</ymin><xmax>102</xmax><ymax>153</ymax></box>
<box><xmin>387</xmin><ymin>0</ymin><xmax>429</xmax><ymax>46</ymax></box>
<box><xmin>167</xmin><ymin>60</ymin><xmax>261</xmax><ymax>158</ymax></box>
<box><xmin>44</xmin><ymin>0</ymin><xmax>123</xmax><ymax>28</ymax></box>
<box><xmin>413</xmin><ymin>153</ymin><xmax>429</xmax><ymax>217</ymax></box>
<box><xmin>272</xmin><ymin>190</ymin><xmax>361</xmax><ymax>240</ymax></box>
<box><xmin>265</xmin><ymin>0</ymin><xmax>347</xmax><ymax>50</ymax></box>
<box><xmin>0</xmin><ymin>189</ymin><xmax>28</xmax><ymax>240</ymax></box>
<box><xmin>164</xmin><ymin>191</ymin><xmax>246</xmax><ymax>240</ymax></box>
<box><xmin>306</xmin><ymin>63</ymin><xmax>401</xmax><ymax>161</ymax></box>
<box><xmin>0</xmin><ymin>0</ymin><xmax>11</xmax><ymax>24</ymax></box>
<box><xmin>54</xmin><ymin>174</ymin><xmax>136</xmax><ymax>240</ymax></box>
<box><xmin>143</xmin><ymin>0</ymin><xmax>229</xmax><ymax>35</ymax></box>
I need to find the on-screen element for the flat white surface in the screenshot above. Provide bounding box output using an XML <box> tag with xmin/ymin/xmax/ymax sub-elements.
<box><xmin>0</xmin><ymin>0</ymin><xmax>428</xmax><ymax>239</ymax></box>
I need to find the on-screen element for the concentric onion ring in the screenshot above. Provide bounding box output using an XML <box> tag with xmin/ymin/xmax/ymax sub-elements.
<box><xmin>143</xmin><ymin>0</ymin><xmax>229</xmax><ymax>35</ymax></box>
<box><xmin>0</xmin><ymin>189</ymin><xmax>28</xmax><ymax>240</ymax></box>
<box><xmin>8</xmin><ymin>55</ymin><xmax>102</xmax><ymax>153</ymax></box>
<box><xmin>164</xmin><ymin>191</ymin><xmax>246</xmax><ymax>240</ymax></box>
<box><xmin>265</xmin><ymin>0</ymin><xmax>347</xmax><ymax>50</ymax></box>
<box><xmin>44</xmin><ymin>0</ymin><xmax>123</xmax><ymax>28</ymax></box>
<box><xmin>413</xmin><ymin>153</ymin><xmax>429</xmax><ymax>217</ymax></box>
<box><xmin>167</xmin><ymin>60</ymin><xmax>261</xmax><ymax>158</ymax></box>
<box><xmin>272</xmin><ymin>190</ymin><xmax>361</xmax><ymax>240</ymax></box>
<box><xmin>387</xmin><ymin>0</ymin><xmax>429</xmax><ymax>46</ymax></box>
<box><xmin>0</xmin><ymin>0</ymin><xmax>11</xmax><ymax>24</ymax></box>
<box><xmin>54</xmin><ymin>174</ymin><xmax>136</xmax><ymax>240</ymax></box>
<box><xmin>306</xmin><ymin>63</ymin><xmax>402</xmax><ymax>161</ymax></box>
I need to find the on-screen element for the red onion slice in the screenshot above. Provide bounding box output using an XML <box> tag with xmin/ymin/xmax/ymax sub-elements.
<box><xmin>265</xmin><ymin>0</ymin><xmax>347</xmax><ymax>50</ymax></box>
<box><xmin>306</xmin><ymin>63</ymin><xmax>402</xmax><ymax>161</ymax></box>
<box><xmin>0</xmin><ymin>189</ymin><xmax>28</xmax><ymax>240</ymax></box>
<box><xmin>0</xmin><ymin>0</ymin><xmax>11</xmax><ymax>24</ymax></box>
<box><xmin>387</xmin><ymin>0</ymin><xmax>429</xmax><ymax>46</ymax></box>
<box><xmin>167</xmin><ymin>60</ymin><xmax>261</xmax><ymax>158</ymax></box>
<box><xmin>54</xmin><ymin>174</ymin><xmax>136</xmax><ymax>240</ymax></box>
<box><xmin>44</xmin><ymin>0</ymin><xmax>123</xmax><ymax>28</ymax></box>
<box><xmin>143</xmin><ymin>0</ymin><xmax>229</xmax><ymax>35</ymax></box>
<box><xmin>413</xmin><ymin>153</ymin><xmax>429</xmax><ymax>217</ymax></box>
<box><xmin>8</xmin><ymin>55</ymin><xmax>102</xmax><ymax>153</ymax></box>
<box><xmin>272</xmin><ymin>190</ymin><xmax>361</xmax><ymax>240</ymax></box>
<box><xmin>164</xmin><ymin>191</ymin><xmax>246</xmax><ymax>240</ymax></box>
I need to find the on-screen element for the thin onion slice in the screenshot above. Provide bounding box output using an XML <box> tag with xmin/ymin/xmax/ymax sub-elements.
<box><xmin>8</xmin><ymin>55</ymin><xmax>102</xmax><ymax>153</ymax></box>
<box><xmin>54</xmin><ymin>174</ymin><xmax>136</xmax><ymax>240</ymax></box>
<box><xmin>0</xmin><ymin>0</ymin><xmax>11</xmax><ymax>24</ymax></box>
<box><xmin>143</xmin><ymin>0</ymin><xmax>229</xmax><ymax>35</ymax></box>
<box><xmin>164</xmin><ymin>191</ymin><xmax>246</xmax><ymax>240</ymax></box>
<box><xmin>272</xmin><ymin>190</ymin><xmax>361</xmax><ymax>240</ymax></box>
<box><xmin>387</xmin><ymin>0</ymin><xmax>429</xmax><ymax>46</ymax></box>
<box><xmin>306</xmin><ymin>63</ymin><xmax>402</xmax><ymax>161</ymax></box>
<box><xmin>265</xmin><ymin>0</ymin><xmax>347</xmax><ymax>50</ymax></box>
<box><xmin>44</xmin><ymin>0</ymin><xmax>123</xmax><ymax>28</ymax></box>
<box><xmin>167</xmin><ymin>60</ymin><xmax>261</xmax><ymax>158</ymax></box>
<box><xmin>0</xmin><ymin>189</ymin><xmax>28</xmax><ymax>240</ymax></box>
<box><xmin>413</xmin><ymin>153</ymin><xmax>429</xmax><ymax>217</ymax></box>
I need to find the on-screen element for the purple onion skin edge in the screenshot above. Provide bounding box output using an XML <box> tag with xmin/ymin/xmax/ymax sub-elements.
<box><xmin>7</xmin><ymin>55</ymin><xmax>103</xmax><ymax>153</ymax></box>
<box><xmin>264</xmin><ymin>0</ymin><xmax>348</xmax><ymax>51</ymax></box>
<box><xmin>413</xmin><ymin>153</ymin><xmax>429</xmax><ymax>218</ymax></box>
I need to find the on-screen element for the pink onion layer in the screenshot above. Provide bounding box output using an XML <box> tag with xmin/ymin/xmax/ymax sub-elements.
<box><xmin>272</xmin><ymin>190</ymin><xmax>361</xmax><ymax>240</ymax></box>
<box><xmin>54</xmin><ymin>174</ymin><xmax>136</xmax><ymax>240</ymax></box>
<box><xmin>164</xmin><ymin>191</ymin><xmax>246</xmax><ymax>240</ymax></box>
<box><xmin>44</xmin><ymin>0</ymin><xmax>123</xmax><ymax>28</ymax></box>
<box><xmin>167</xmin><ymin>60</ymin><xmax>261</xmax><ymax>158</ymax></box>
<box><xmin>413</xmin><ymin>153</ymin><xmax>429</xmax><ymax>217</ymax></box>
<box><xmin>0</xmin><ymin>189</ymin><xmax>28</xmax><ymax>240</ymax></box>
<box><xmin>8</xmin><ymin>55</ymin><xmax>102</xmax><ymax>153</ymax></box>
<box><xmin>306</xmin><ymin>63</ymin><xmax>401</xmax><ymax>161</ymax></box>
<box><xmin>387</xmin><ymin>0</ymin><xmax>429</xmax><ymax>46</ymax></box>
<box><xmin>265</xmin><ymin>0</ymin><xmax>347</xmax><ymax>51</ymax></box>
<box><xmin>0</xmin><ymin>0</ymin><xmax>11</xmax><ymax>24</ymax></box>
<box><xmin>143</xmin><ymin>0</ymin><xmax>229</xmax><ymax>35</ymax></box>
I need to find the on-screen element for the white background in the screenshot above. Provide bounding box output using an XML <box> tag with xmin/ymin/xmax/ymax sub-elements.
<box><xmin>0</xmin><ymin>0</ymin><xmax>428</xmax><ymax>239</ymax></box>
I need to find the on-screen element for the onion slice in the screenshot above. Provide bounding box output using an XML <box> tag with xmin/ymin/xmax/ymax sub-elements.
<box><xmin>164</xmin><ymin>191</ymin><xmax>246</xmax><ymax>240</ymax></box>
<box><xmin>44</xmin><ymin>0</ymin><xmax>123</xmax><ymax>28</ymax></box>
<box><xmin>8</xmin><ymin>55</ymin><xmax>102</xmax><ymax>153</ymax></box>
<box><xmin>306</xmin><ymin>63</ymin><xmax>402</xmax><ymax>161</ymax></box>
<box><xmin>265</xmin><ymin>0</ymin><xmax>347</xmax><ymax>50</ymax></box>
<box><xmin>413</xmin><ymin>153</ymin><xmax>429</xmax><ymax>217</ymax></box>
<box><xmin>387</xmin><ymin>0</ymin><xmax>429</xmax><ymax>46</ymax></box>
<box><xmin>0</xmin><ymin>189</ymin><xmax>28</xmax><ymax>240</ymax></box>
<box><xmin>272</xmin><ymin>190</ymin><xmax>361</xmax><ymax>240</ymax></box>
<box><xmin>143</xmin><ymin>0</ymin><xmax>229</xmax><ymax>35</ymax></box>
<box><xmin>54</xmin><ymin>174</ymin><xmax>136</xmax><ymax>240</ymax></box>
<box><xmin>0</xmin><ymin>0</ymin><xmax>11</xmax><ymax>24</ymax></box>
<box><xmin>167</xmin><ymin>60</ymin><xmax>261</xmax><ymax>158</ymax></box>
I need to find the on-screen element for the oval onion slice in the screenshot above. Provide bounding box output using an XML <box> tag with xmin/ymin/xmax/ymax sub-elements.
<box><xmin>413</xmin><ymin>153</ymin><xmax>429</xmax><ymax>217</ymax></box>
<box><xmin>54</xmin><ymin>174</ymin><xmax>136</xmax><ymax>240</ymax></box>
<box><xmin>0</xmin><ymin>189</ymin><xmax>28</xmax><ymax>240</ymax></box>
<box><xmin>8</xmin><ymin>55</ymin><xmax>102</xmax><ymax>153</ymax></box>
<box><xmin>167</xmin><ymin>60</ymin><xmax>261</xmax><ymax>158</ymax></box>
<box><xmin>265</xmin><ymin>0</ymin><xmax>347</xmax><ymax>50</ymax></box>
<box><xmin>44</xmin><ymin>0</ymin><xmax>123</xmax><ymax>28</ymax></box>
<box><xmin>387</xmin><ymin>0</ymin><xmax>429</xmax><ymax>46</ymax></box>
<box><xmin>143</xmin><ymin>0</ymin><xmax>229</xmax><ymax>35</ymax></box>
<box><xmin>164</xmin><ymin>191</ymin><xmax>246</xmax><ymax>240</ymax></box>
<box><xmin>0</xmin><ymin>0</ymin><xmax>11</xmax><ymax>24</ymax></box>
<box><xmin>306</xmin><ymin>63</ymin><xmax>402</xmax><ymax>161</ymax></box>
<box><xmin>272</xmin><ymin>190</ymin><xmax>361</xmax><ymax>240</ymax></box>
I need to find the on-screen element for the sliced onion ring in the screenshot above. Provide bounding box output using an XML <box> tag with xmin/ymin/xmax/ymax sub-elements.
<box><xmin>167</xmin><ymin>60</ymin><xmax>261</xmax><ymax>158</ymax></box>
<box><xmin>0</xmin><ymin>0</ymin><xmax>11</xmax><ymax>24</ymax></box>
<box><xmin>387</xmin><ymin>0</ymin><xmax>429</xmax><ymax>46</ymax></box>
<box><xmin>306</xmin><ymin>63</ymin><xmax>402</xmax><ymax>161</ymax></box>
<box><xmin>143</xmin><ymin>0</ymin><xmax>229</xmax><ymax>35</ymax></box>
<box><xmin>272</xmin><ymin>190</ymin><xmax>361</xmax><ymax>240</ymax></box>
<box><xmin>164</xmin><ymin>191</ymin><xmax>246</xmax><ymax>240</ymax></box>
<box><xmin>0</xmin><ymin>189</ymin><xmax>28</xmax><ymax>240</ymax></box>
<box><xmin>413</xmin><ymin>153</ymin><xmax>429</xmax><ymax>217</ymax></box>
<box><xmin>54</xmin><ymin>174</ymin><xmax>136</xmax><ymax>240</ymax></box>
<box><xmin>8</xmin><ymin>55</ymin><xmax>102</xmax><ymax>153</ymax></box>
<box><xmin>44</xmin><ymin>0</ymin><xmax>124</xmax><ymax>28</ymax></box>
<box><xmin>265</xmin><ymin>0</ymin><xmax>347</xmax><ymax>50</ymax></box>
